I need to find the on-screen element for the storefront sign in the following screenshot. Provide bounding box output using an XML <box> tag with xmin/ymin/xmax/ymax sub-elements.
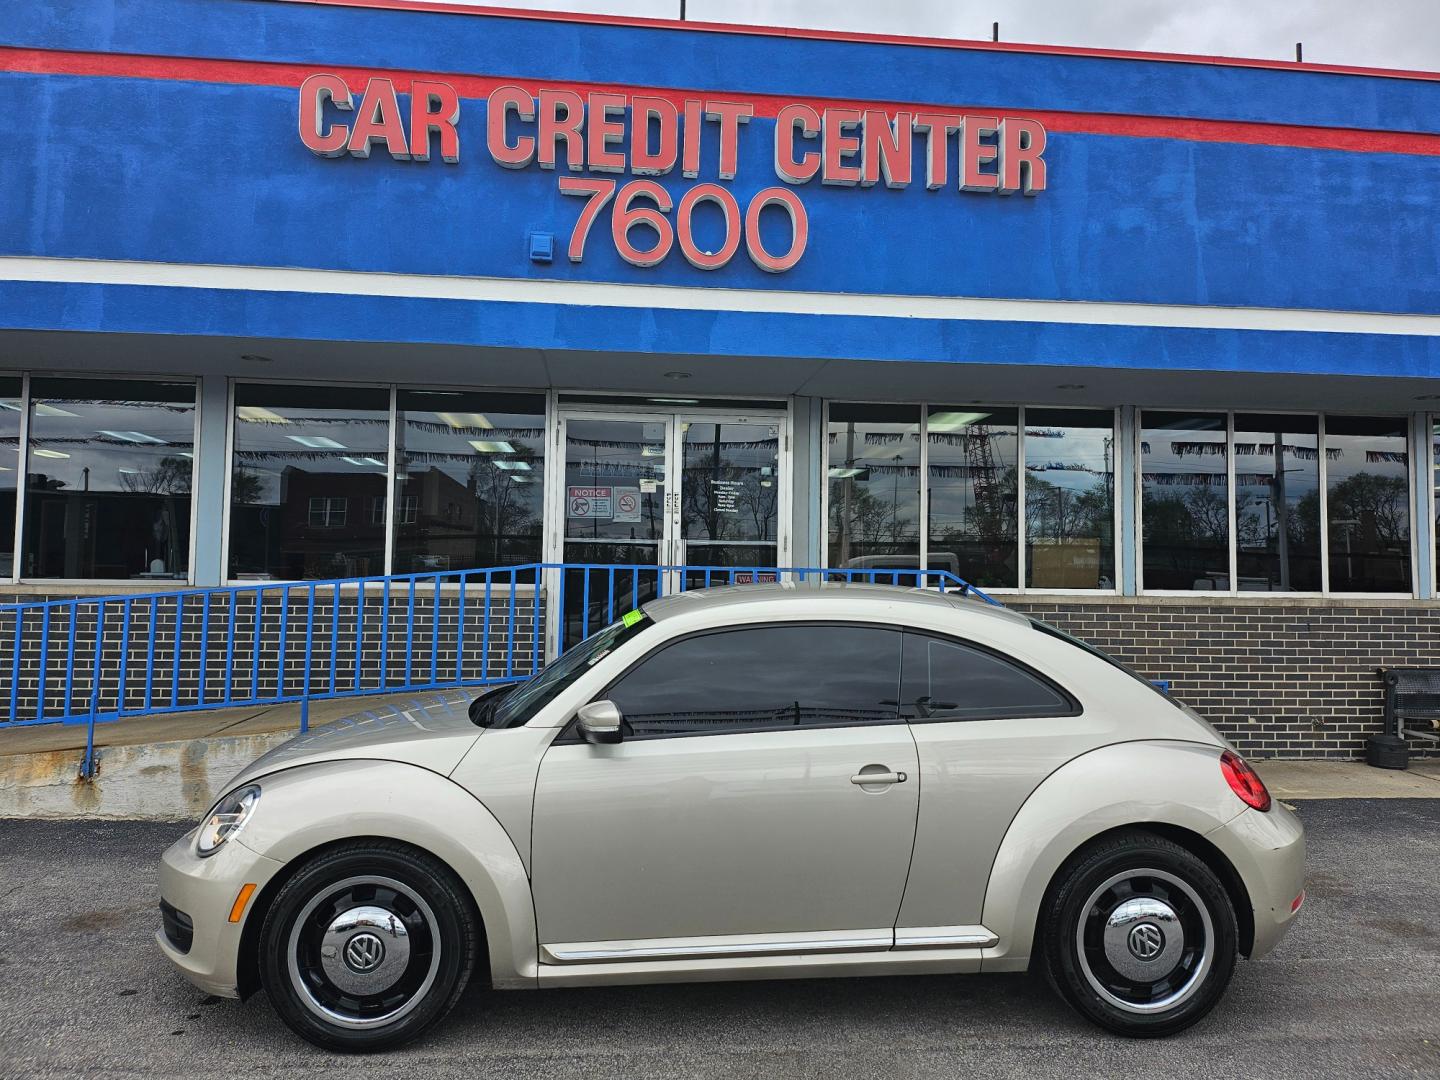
<box><xmin>297</xmin><ymin>75</ymin><xmax>1047</xmax><ymax>275</ymax></box>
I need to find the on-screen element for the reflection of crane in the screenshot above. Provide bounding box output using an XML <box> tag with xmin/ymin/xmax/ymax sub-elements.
<box><xmin>889</xmin><ymin>453</ymin><xmax>903</xmax><ymax>535</ymax></box>
<box><xmin>966</xmin><ymin>423</ymin><xmax>997</xmax><ymax>522</ymax></box>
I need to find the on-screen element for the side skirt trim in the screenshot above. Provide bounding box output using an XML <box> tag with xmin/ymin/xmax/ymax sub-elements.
<box><xmin>541</xmin><ymin>925</ymin><xmax>999</xmax><ymax>964</ymax></box>
<box><xmin>542</xmin><ymin>928</ymin><xmax>894</xmax><ymax>964</ymax></box>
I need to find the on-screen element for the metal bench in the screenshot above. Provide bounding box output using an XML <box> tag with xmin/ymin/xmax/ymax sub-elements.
<box><xmin>1381</xmin><ymin>668</ymin><xmax>1440</xmax><ymax>745</ymax></box>
<box><xmin>1359</xmin><ymin>668</ymin><xmax>1440</xmax><ymax>771</ymax></box>
<box><xmin>1369</xmin><ymin>668</ymin><xmax>1440</xmax><ymax>768</ymax></box>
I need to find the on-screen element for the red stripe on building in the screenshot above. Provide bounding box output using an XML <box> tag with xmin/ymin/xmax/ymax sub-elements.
<box><xmin>4</xmin><ymin>46</ymin><xmax>1439</xmax><ymax>157</ymax></box>
<box><xmin>268</xmin><ymin>0</ymin><xmax>1440</xmax><ymax>85</ymax></box>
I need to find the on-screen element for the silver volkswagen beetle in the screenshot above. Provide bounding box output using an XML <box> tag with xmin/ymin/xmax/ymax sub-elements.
<box><xmin>157</xmin><ymin>583</ymin><xmax>1304</xmax><ymax>1050</ymax></box>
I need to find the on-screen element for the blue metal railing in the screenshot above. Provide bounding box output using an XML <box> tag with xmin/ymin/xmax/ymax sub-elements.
<box><xmin>0</xmin><ymin>562</ymin><xmax>997</xmax><ymax>776</ymax></box>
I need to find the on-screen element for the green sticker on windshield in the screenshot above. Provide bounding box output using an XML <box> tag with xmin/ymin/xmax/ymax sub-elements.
<box><xmin>621</xmin><ymin>609</ymin><xmax>644</xmax><ymax>627</ymax></box>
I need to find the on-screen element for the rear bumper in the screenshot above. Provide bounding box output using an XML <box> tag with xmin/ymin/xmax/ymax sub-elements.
<box><xmin>1209</xmin><ymin>802</ymin><xmax>1307</xmax><ymax>958</ymax></box>
<box><xmin>156</xmin><ymin>829</ymin><xmax>285</xmax><ymax>999</ymax></box>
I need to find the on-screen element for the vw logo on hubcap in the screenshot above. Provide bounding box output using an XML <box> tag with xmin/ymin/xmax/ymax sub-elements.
<box><xmin>343</xmin><ymin>932</ymin><xmax>387</xmax><ymax>974</ymax></box>
<box><xmin>1127</xmin><ymin>922</ymin><xmax>1165</xmax><ymax>961</ymax></box>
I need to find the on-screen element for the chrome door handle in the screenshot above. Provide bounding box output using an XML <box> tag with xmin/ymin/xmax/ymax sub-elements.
<box><xmin>850</xmin><ymin>769</ymin><xmax>907</xmax><ymax>786</ymax></box>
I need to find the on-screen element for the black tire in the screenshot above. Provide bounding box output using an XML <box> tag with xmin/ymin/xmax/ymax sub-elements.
<box><xmin>258</xmin><ymin>841</ymin><xmax>480</xmax><ymax>1052</ymax></box>
<box><xmin>1039</xmin><ymin>830</ymin><xmax>1238</xmax><ymax>1037</ymax></box>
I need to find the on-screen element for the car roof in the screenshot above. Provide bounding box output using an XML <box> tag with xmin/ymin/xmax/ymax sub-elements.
<box><xmin>641</xmin><ymin>581</ymin><xmax>1031</xmax><ymax>628</ymax></box>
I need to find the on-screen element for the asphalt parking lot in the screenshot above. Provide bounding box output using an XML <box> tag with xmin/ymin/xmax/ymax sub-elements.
<box><xmin>2</xmin><ymin>800</ymin><xmax>1438</xmax><ymax>1079</ymax></box>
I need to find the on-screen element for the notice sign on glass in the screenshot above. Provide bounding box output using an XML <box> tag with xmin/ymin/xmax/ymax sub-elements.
<box><xmin>613</xmin><ymin>487</ymin><xmax>642</xmax><ymax>523</ymax></box>
<box><xmin>567</xmin><ymin>486</ymin><xmax>613</xmax><ymax>518</ymax></box>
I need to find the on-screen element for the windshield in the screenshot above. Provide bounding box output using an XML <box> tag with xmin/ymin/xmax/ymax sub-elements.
<box><xmin>491</xmin><ymin>611</ymin><xmax>652</xmax><ymax>728</ymax></box>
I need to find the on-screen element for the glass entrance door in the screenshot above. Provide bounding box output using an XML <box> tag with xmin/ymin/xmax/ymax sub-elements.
<box><xmin>551</xmin><ymin>408</ymin><xmax>786</xmax><ymax>648</ymax></box>
<box><xmin>561</xmin><ymin>416</ymin><xmax>670</xmax><ymax>568</ymax></box>
<box><xmin>676</xmin><ymin>416</ymin><xmax>782</xmax><ymax>585</ymax></box>
<box><xmin>557</xmin><ymin>414</ymin><xmax>671</xmax><ymax>647</ymax></box>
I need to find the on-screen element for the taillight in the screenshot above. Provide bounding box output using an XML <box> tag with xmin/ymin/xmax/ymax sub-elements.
<box><xmin>1220</xmin><ymin>750</ymin><xmax>1271</xmax><ymax>812</ymax></box>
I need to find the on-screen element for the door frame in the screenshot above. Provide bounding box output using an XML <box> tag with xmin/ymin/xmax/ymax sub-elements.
<box><xmin>544</xmin><ymin>401</ymin><xmax>792</xmax><ymax>656</ymax></box>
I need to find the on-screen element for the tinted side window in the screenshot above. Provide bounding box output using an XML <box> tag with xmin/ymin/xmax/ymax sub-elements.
<box><xmin>899</xmin><ymin>633</ymin><xmax>1074</xmax><ymax>722</ymax></box>
<box><xmin>604</xmin><ymin>624</ymin><xmax>902</xmax><ymax>737</ymax></box>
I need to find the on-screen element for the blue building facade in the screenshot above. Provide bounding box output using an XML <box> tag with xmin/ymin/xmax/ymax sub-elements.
<box><xmin>2</xmin><ymin>0</ymin><xmax>1439</xmax><ymax>755</ymax></box>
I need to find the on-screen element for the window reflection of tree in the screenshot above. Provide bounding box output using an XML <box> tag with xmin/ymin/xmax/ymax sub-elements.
<box><xmin>828</xmin><ymin>475</ymin><xmax>916</xmax><ymax>553</ymax></box>
<box><xmin>1233</xmin><ymin>429</ymin><xmax>1323</xmax><ymax>591</ymax></box>
<box><xmin>828</xmin><ymin>426</ymin><xmax>921</xmax><ymax>562</ymax></box>
<box><xmin>1024</xmin><ymin>471</ymin><xmax>1113</xmax><ymax>545</ymax></box>
<box><xmin>119</xmin><ymin>456</ymin><xmax>192</xmax><ymax>495</ymax></box>
<box><xmin>681</xmin><ymin>430</ymin><xmax>778</xmax><ymax>545</ymax></box>
<box><xmin>1141</xmin><ymin>420</ymin><xmax>1229</xmax><ymax>588</ymax></box>
<box><xmin>1323</xmin><ymin>469</ymin><xmax>1411</xmax><ymax>591</ymax></box>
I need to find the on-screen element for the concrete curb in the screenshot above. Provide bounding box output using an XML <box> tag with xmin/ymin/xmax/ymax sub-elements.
<box><xmin>0</xmin><ymin>729</ymin><xmax>294</xmax><ymax>821</ymax></box>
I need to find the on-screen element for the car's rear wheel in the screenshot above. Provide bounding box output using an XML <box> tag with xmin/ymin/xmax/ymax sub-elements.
<box><xmin>258</xmin><ymin>841</ymin><xmax>479</xmax><ymax>1052</ymax></box>
<box><xmin>1040</xmin><ymin>830</ymin><xmax>1238</xmax><ymax>1037</ymax></box>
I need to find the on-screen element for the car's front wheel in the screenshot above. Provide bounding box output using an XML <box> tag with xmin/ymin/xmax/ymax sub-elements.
<box><xmin>1040</xmin><ymin>830</ymin><xmax>1238</xmax><ymax>1037</ymax></box>
<box><xmin>258</xmin><ymin>841</ymin><xmax>480</xmax><ymax>1051</ymax></box>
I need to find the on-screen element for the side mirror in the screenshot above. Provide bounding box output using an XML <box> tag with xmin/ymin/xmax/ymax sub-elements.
<box><xmin>576</xmin><ymin>700</ymin><xmax>624</xmax><ymax>745</ymax></box>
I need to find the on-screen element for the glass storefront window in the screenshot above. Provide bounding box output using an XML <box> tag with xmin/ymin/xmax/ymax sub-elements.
<box><xmin>1326</xmin><ymin>415</ymin><xmax>1411</xmax><ymax>593</ymax></box>
<box><xmin>392</xmin><ymin>390</ymin><xmax>546</xmax><ymax>572</ymax></box>
<box><xmin>0</xmin><ymin>377</ymin><xmax>21</xmax><ymax>578</ymax></box>
<box><xmin>827</xmin><ymin>404</ymin><xmax>921</xmax><ymax>572</ymax></box>
<box><xmin>228</xmin><ymin>384</ymin><xmax>390</xmax><ymax>580</ymax></box>
<box><xmin>1234</xmin><ymin>414</ymin><xmax>1321</xmax><ymax>591</ymax></box>
<box><xmin>22</xmin><ymin>378</ymin><xmax>195</xmax><ymax>580</ymax></box>
<box><xmin>1025</xmin><ymin>408</ymin><xmax>1115</xmax><ymax>590</ymax></box>
<box><xmin>926</xmin><ymin>406</ymin><xmax>1018</xmax><ymax>586</ymax></box>
<box><xmin>1141</xmin><ymin>411</ymin><xmax>1229</xmax><ymax>590</ymax></box>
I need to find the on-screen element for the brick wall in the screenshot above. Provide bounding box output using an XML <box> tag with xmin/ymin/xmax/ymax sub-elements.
<box><xmin>1012</xmin><ymin>597</ymin><xmax>1440</xmax><ymax>759</ymax></box>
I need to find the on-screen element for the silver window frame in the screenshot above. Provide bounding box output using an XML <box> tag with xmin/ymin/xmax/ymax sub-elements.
<box><xmin>820</xmin><ymin>400</ymin><xmax>1122</xmax><ymax>596</ymax></box>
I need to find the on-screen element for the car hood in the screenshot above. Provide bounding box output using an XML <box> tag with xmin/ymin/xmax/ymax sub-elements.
<box><xmin>223</xmin><ymin>691</ymin><xmax>484</xmax><ymax>793</ymax></box>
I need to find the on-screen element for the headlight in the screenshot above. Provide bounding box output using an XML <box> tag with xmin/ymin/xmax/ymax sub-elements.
<box><xmin>196</xmin><ymin>784</ymin><xmax>261</xmax><ymax>857</ymax></box>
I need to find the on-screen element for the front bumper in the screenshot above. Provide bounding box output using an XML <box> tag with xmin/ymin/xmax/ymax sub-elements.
<box><xmin>1209</xmin><ymin>801</ymin><xmax>1307</xmax><ymax>958</ymax></box>
<box><xmin>156</xmin><ymin>828</ymin><xmax>285</xmax><ymax>999</ymax></box>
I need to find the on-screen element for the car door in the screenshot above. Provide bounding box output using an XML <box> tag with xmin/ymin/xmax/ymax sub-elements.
<box><xmin>530</xmin><ymin>621</ymin><xmax>920</xmax><ymax>960</ymax></box>
<box><xmin>893</xmin><ymin>629</ymin><xmax>1110</xmax><ymax>937</ymax></box>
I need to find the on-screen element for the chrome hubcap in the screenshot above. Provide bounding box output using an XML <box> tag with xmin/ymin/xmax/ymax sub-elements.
<box><xmin>287</xmin><ymin>875</ymin><xmax>441</xmax><ymax>1030</ymax></box>
<box><xmin>318</xmin><ymin>905</ymin><xmax>411</xmax><ymax>995</ymax></box>
<box><xmin>1076</xmin><ymin>868</ymin><xmax>1214</xmax><ymax>1015</ymax></box>
<box><xmin>1103</xmin><ymin>897</ymin><xmax>1184</xmax><ymax>981</ymax></box>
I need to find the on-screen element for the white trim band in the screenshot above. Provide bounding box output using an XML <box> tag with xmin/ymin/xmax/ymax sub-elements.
<box><xmin>4</xmin><ymin>256</ymin><xmax>1440</xmax><ymax>338</ymax></box>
